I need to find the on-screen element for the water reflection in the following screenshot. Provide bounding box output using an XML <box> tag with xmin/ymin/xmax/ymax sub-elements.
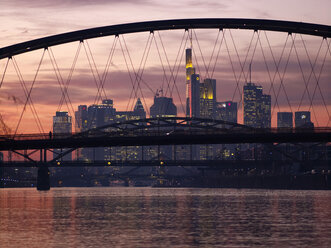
<box><xmin>1</xmin><ymin>188</ymin><xmax>331</xmax><ymax>247</ymax></box>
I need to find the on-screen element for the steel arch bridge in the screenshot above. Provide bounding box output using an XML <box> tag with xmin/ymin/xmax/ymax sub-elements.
<box><xmin>0</xmin><ymin>18</ymin><xmax>330</xmax><ymax>164</ymax></box>
<box><xmin>0</xmin><ymin>18</ymin><xmax>330</xmax><ymax>59</ymax></box>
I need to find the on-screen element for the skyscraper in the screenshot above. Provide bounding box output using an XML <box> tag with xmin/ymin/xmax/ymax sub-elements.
<box><xmin>295</xmin><ymin>111</ymin><xmax>314</xmax><ymax>128</ymax></box>
<box><xmin>200</xmin><ymin>78</ymin><xmax>216</xmax><ymax>118</ymax></box>
<box><xmin>53</xmin><ymin>111</ymin><xmax>72</xmax><ymax>160</ymax></box>
<box><xmin>216</xmin><ymin>101</ymin><xmax>237</xmax><ymax>123</ymax></box>
<box><xmin>243</xmin><ymin>82</ymin><xmax>271</xmax><ymax>128</ymax></box>
<box><xmin>150</xmin><ymin>95</ymin><xmax>177</xmax><ymax>118</ymax></box>
<box><xmin>186</xmin><ymin>48</ymin><xmax>199</xmax><ymax>118</ymax></box>
<box><xmin>277</xmin><ymin>112</ymin><xmax>293</xmax><ymax>128</ymax></box>
<box><xmin>75</xmin><ymin>105</ymin><xmax>88</xmax><ymax>133</ymax></box>
<box><xmin>258</xmin><ymin>94</ymin><xmax>271</xmax><ymax>128</ymax></box>
<box><xmin>189</xmin><ymin>73</ymin><xmax>201</xmax><ymax>118</ymax></box>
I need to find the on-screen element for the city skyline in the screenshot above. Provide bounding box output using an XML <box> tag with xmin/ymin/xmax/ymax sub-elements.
<box><xmin>0</xmin><ymin>1</ymin><xmax>330</xmax><ymax>133</ymax></box>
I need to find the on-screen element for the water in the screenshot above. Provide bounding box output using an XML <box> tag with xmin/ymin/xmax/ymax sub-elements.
<box><xmin>1</xmin><ymin>188</ymin><xmax>331</xmax><ymax>248</ymax></box>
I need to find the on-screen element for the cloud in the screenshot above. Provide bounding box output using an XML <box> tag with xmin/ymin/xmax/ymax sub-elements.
<box><xmin>2</xmin><ymin>0</ymin><xmax>152</xmax><ymax>8</ymax></box>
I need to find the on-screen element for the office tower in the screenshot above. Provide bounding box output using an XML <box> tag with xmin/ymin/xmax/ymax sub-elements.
<box><xmin>258</xmin><ymin>94</ymin><xmax>271</xmax><ymax>128</ymax></box>
<box><xmin>295</xmin><ymin>111</ymin><xmax>314</xmax><ymax>128</ymax></box>
<box><xmin>75</xmin><ymin>105</ymin><xmax>88</xmax><ymax>132</ymax></box>
<box><xmin>112</xmin><ymin>98</ymin><xmax>146</xmax><ymax>161</ymax></box>
<box><xmin>243</xmin><ymin>82</ymin><xmax>271</xmax><ymax>128</ymax></box>
<box><xmin>200</xmin><ymin>78</ymin><xmax>216</xmax><ymax>118</ymax></box>
<box><xmin>277</xmin><ymin>112</ymin><xmax>293</xmax><ymax>128</ymax></box>
<box><xmin>88</xmin><ymin>99</ymin><xmax>116</xmax><ymax>129</ymax></box>
<box><xmin>53</xmin><ymin>111</ymin><xmax>72</xmax><ymax>160</ymax></box>
<box><xmin>216</xmin><ymin>101</ymin><xmax>238</xmax><ymax>123</ymax></box>
<box><xmin>84</xmin><ymin>100</ymin><xmax>116</xmax><ymax>161</ymax></box>
<box><xmin>150</xmin><ymin>95</ymin><xmax>177</xmax><ymax>118</ymax></box>
<box><xmin>188</xmin><ymin>73</ymin><xmax>201</xmax><ymax>118</ymax></box>
<box><xmin>186</xmin><ymin>48</ymin><xmax>197</xmax><ymax>117</ymax></box>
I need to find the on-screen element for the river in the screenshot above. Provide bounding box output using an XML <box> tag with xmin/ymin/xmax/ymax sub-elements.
<box><xmin>1</xmin><ymin>187</ymin><xmax>331</xmax><ymax>247</ymax></box>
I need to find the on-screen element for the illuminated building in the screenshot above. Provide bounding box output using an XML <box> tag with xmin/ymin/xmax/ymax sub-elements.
<box><xmin>111</xmin><ymin>98</ymin><xmax>146</xmax><ymax>161</ymax></box>
<box><xmin>216</xmin><ymin>101</ymin><xmax>237</xmax><ymax>123</ymax></box>
<box><xmin>87</xmin><ymin>99</ymin><xmax>116</xmax><ymax>129</ymax></box>
<box><xmin>259</xmin><ymin>94</ymin><xmax>271</xmax><ymax>128</ymax></box>
<box><xmin>75</xmin><ymin>105</ymin><xmax>88</xmax><ymax>132</ymax></box>
<box><xmin>277</xmin><ymin>112</ymin><xmax>293</xmax><ymax>128</ymax></box>
<box><xmin>243</xmin><ymin>82</ymin><xmax>271</xmax><ymax>128</ymax></box>
<box><xmin>295</xmin><ymin>111</ymin><xmax>314</xmax><ymax>128</ymax></box>
<box><xmin>186</xmin><ymin>48</ymin><xmax>199</xmax><ymax>117</ymax></box>
<box><xmin>189</xmin><ymin>73</ymin><xmax>201</xmax><ymax>118</ymax></box>
<box><xmin>53</xmin><ymin>111</ymin><xmax>72</xmax><ymax>161</ymax></box>
<box><xmin>200</xmin><ymin>78</ymin><xmax>216</xmax><ymax>118</ymax></box>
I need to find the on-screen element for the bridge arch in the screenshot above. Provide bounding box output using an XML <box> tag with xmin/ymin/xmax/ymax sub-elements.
<box><xmin>0</xmin><ymin>18</ymin><xmax>330</xmax><ymax>59</ymax></box>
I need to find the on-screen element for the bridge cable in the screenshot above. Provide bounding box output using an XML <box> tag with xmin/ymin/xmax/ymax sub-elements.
<box><xmin>11</xmin><ymin>57</ymin><xmax>44</xmax><ymax>135</ymax></box>
<box><xmin>152</xmin><ymin>33</ymin><xmax>171</xmax><ymax>95</ymax></box>
<box><xmin>83</xmin><ymin>41</ymin><xmax>107</xmax><ymax>104</ymax></box>
<box><xmin>159</xmin><ymin>30</ymin><xmax>188</xmax><ymax>115</ymax></box>
<box><xmin>264</xmin><ymin>32</ymin><xmax>293</xmax><ymax>116</ymax></box>
<box><xmin>170</xmin><ymin>30</ymin><xmax>190</xmax><ymax>115</ymax></box>
<box><xmin>13</xmin><ymin>50</ymin><xmax>46</xmax><ymax>136</ymax></box>
<box><xmin>157</xmin><ymin>31</ymin><xmax>176</xmax><ymax>97</ymax></box>
<box><xmin>50</xmin><ymin>43</ymin><xmax>82</xmax><ymax>132</ymax></box>
<box><xmin>263</xmin><ymin>32</ymin><xmax>292</xmax><ymax>114</ymax></box>
<box><xmin>300</xmin><ymin>35</ymin><xmax>330</xmax><ymax>125</ymax></box>
<box><xmin>0</xmin><ymin>58</ymin><xmax>9</xmax><ymax>89</ymax></box>
<box><xmin>121</xmin><ymin>35</ymin><xmax>153</xmax><ymax>115</ymax></box>
<box><xmin>153</xmin><ymin>32</ymin><xmax>184</xmax><ymax>117</ymax></box>
<box><xmin>118</xmin><ymin>36</ymin><xmax>138</xmax><ymax>106</ymax></box>
<box><xmin>206</xmin><ymin>30</ymin><xmax>221</xmax><ymax>77</ymax></box>
<box><xmin>231</xmin><ymin>30</ymin><xmax>258</xmax><ymax>106</ymax></box>
<box><xmin>291</xmin><ymin>35</ymin><xmax>319</xmax><ymax>126</ymax></box>
<box><xmin>256</xmin><ymin>32</ymin><xmax>281</xmax><ymax>113</ymax></box>
<box><xmin>122</xmin><ymin>33</ymin><xmax>151</xmax><ymax>112</ymax></box>
<box><xmin>56</xmin><ymin>42</ymin><xmax>82</xmax><ymax>113</ymax></box>
<box><xmin>93</xmin><ymin>36</ymin><xmax>118</xmax><ymax>105</ymax></box>
<box><xmin>192</xmin><ymin>29</ymin><xmax>210</xmax><ymax>79</ymax></box>
<box><xmin>210</xmin><ymin>30</ymin><xmax>226</xmax><ymax>79</ymax></box>
<box><xmin>130</xmin><ymin>33</ymin><xmax>154</xmax><ymax>111</ymax></box>
<box><xmin>272</xmin><ymin>34</ymin><xmax>296</xmax><ymax>118</ymax></box>
<box><xmin>86</xmin><ymin>40</ymin><xmax>108</xmax><ymax>101</ymax></box>
<box><xmin>47</xmin><ymin>47</ymin><xmax>76</xmax><ymax>121</ymax></box>
<box><xmin>229</xmin><ymin>30</ymin><xmax>249</xmax><ymax>83</ymax></box>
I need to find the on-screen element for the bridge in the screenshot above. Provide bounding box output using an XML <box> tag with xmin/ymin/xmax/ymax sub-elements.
<box><xmin>0</xmin><ymin>18</ymin><xmax>330</xmax><ymax>190</ymax></box>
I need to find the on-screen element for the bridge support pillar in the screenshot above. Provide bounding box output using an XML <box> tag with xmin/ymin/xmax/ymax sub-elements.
<box><xmin>37</xmin><ymin>166</ymin><xmax>50</xmax><ymax>191</ymax></box>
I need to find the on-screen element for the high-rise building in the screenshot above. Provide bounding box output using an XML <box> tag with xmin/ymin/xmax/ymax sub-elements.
<box><xmin>111</xmin><ymin>98</ymin><xmax>146</xmax><ymax>161</ymax></box>
<box><xmin>295</xmin><ymin>111</ymin><xmax>314</xmax><ymax>128</ymax></box>
<box><xmin>75</xmin><ymin>105</ymin><xmax>88</xmax><ymax>133</ymax></box>
<box><xmin>88</xmin><ymin>99</ymin><xmax>116</xmax><ymax>129</ymax></box>
<box><xmin>186</xmin><ymin>48</ymin><xmax>200</xmax><ymax>118</ymax></box>
<box><xmin>216</xmin><ymin>101</ymin><xmax>237</xmax><ymax>123</ymax></box>
<box><xmin>243</xmin><ymin>82</ymin><xmax>271</xmax><ymax>128</ymax></box>
<box><xmin>189</xmin><ymin>73</ymin><xmax>201</xmax><ymax>118</ymax></box>
<box><xmin>150</xmin><ymin>95</ymin><xmax>177</xmax><ymax>118</ymax></box>
<box><xmin>258</xmin><ymin>94</ymin><xmax>271</xmax><ymax>128</ymax></box>
<box><xmin>53</xmin><ymin>111</ymin><xmax>72</xmax><ymax>160</ymax></box>
<box><xmin>200</xmin><ymin>78</ymin><xmax>216</xmax><ymax>118</ymax></box>
<box><xmin>277</xmin><ymin>112</ymin><xmax>293</xmax><ymax>128</ymax></box>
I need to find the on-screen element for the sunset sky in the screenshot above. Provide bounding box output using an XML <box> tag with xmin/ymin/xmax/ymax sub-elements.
<box><xmin>0</xmin><ymin>0</ymin><xmax>330</xmax><ymax>133</ymax></box>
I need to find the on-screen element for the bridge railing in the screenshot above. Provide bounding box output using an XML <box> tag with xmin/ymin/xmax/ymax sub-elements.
<box><xmin>0</xmin><ymin>127</ymin><xmax>330</xmax><ymax>141</ymax></box>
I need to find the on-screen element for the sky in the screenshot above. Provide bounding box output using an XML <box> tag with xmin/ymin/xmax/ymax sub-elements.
<box><xmin>0</xmin><ymin>0</ymin><xmax>330</xmax><ymax>133</ymax></box>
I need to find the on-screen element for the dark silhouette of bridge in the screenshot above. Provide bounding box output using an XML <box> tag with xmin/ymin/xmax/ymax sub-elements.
<box><xmin>1</xmin><ymin>18</ymin><xmax>330</xmax><ymax>190</ymax></box>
